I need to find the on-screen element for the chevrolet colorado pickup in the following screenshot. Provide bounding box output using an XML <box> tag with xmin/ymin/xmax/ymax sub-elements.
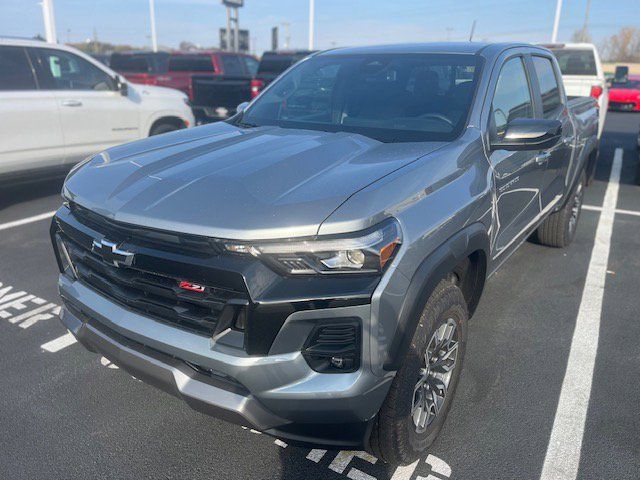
<box><xmin>51</xmin><ymin>43</ymin><xmax>598</xmax><ymax>465</ymax></box>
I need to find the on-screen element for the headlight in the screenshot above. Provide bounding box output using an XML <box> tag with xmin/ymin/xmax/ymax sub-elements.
<box><xmin>225</xmin><ymin>218</ymin><xmax>402</xmax><ymax>275</ymax></box>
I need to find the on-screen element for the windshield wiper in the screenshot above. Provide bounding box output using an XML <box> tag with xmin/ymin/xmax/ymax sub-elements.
<box><xmin>236</xmin><ymin>121</ymin><xmax>258</xmax><ymax>128</ymax></box>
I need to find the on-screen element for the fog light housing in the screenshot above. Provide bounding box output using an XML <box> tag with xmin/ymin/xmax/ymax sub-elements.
<box><xmin>302</xmin><ymin>321</ymin><xmax>360</xmax><ymax>373</ymax></box>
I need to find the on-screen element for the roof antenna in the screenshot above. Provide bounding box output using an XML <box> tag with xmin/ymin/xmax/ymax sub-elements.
<box><xmin>469</xmin><ymin>20</ymin><xmax>477</xmax><ymax>42</ymax></box>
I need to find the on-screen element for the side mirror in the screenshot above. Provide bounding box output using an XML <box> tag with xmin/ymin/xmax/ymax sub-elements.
<box><xmin>236</xmin><ymin>101</ymin><xmax>249</xmax><ymax>114</ymax></box>
<box><xmin>115</xmin><ymin>75</ymin><xmax>128</xmax><ymax>96</ymax></box>
<box><xmin>491</xmin><ymin>118</ymin><xmax>562</xmax><ymax>151</ymax></box>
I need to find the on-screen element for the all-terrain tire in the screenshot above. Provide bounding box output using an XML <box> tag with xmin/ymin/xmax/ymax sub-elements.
<box><xmin>536</xmin><ymin>172</ymin><xmax>586</xmax><ymax>248</ymax></box>
<box><xmin>368</xmin><ymin>280</ymin><xmax>468</xmax><ymax>465</ymax></box>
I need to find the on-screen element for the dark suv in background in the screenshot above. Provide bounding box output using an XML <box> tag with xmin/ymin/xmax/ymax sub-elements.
<box><xmin>110</xmin><ymin>51</ymin><xmax>170</xmax><ymax>86</ymax></box>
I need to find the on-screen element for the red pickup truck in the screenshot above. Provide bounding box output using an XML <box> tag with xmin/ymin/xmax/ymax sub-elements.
<box><xmin>112</xmin><ymin>51</ymin><xmax>259</xmax><ymax>100</ymax></box>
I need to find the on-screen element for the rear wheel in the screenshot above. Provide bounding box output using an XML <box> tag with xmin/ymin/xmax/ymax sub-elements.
<box><xmin>369</xmin><ymin>280</ymin><xmax>468</xmax><ymax>465</ymax></box>
<box><xmin>536</xmin><ymin>172</ymin><xmax>585</xmax><ymax>248</ymax></box>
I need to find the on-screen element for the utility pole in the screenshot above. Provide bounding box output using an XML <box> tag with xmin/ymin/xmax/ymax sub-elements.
<box><xmin>149</xmin><ymin>0</ymin><xmax>158</xmax><ymax>52</ymax></box>
<box><xmin>41</xmin><ymin>0</ymin><xmax>57</xmax><ymax>43</ymax></box>
<box><xmin>308</xmin><ymin>0</ymin><xmax>315</xmax><ymax>50</ymax></box>
<box><xmin>581</xmin><ymin>0</ymin><xmax>592</xmax><ymax>40</ymax></box>
<box><xmin>551</xmin><ymin>0</ymin><xmax>563</xmax><ymax>43</ymax></box>
<box><xmin>223</xmin><ymin>1</ymin><xmax>241</xmax><ymax>52</ymax></box>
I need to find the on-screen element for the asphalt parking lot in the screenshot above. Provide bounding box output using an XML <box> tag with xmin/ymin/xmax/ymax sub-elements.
<box><xmin>0</xmin><ymin>112</ymin><xmax>638</xmax><ymax>480</ymax></box>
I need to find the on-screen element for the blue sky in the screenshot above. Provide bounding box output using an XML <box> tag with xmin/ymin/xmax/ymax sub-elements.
<box><xmin>0</xmin><ymin>0</ymin><xmax>635</xmax><ymax>53</ymax></box>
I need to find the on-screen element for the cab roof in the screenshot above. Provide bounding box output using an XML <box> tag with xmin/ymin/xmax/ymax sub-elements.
<box><xmin>319</xmin><ymin>42</ymin><xmax>532</xmax><ymax>57</ymax></box>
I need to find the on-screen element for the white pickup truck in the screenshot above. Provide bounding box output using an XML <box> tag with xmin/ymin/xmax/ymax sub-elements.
<box><xmin>540</xmin><ymin>43</ymin><xmax>608</xmax><ymax>138</ymax></box>
<box><xmin>0</xmin><ymin>38</ymin><xmax>194</xmax><ymax>184</ymax></box>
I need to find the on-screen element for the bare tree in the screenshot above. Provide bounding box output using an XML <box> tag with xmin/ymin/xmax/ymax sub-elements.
<box><xmin>179</xmin><ymin>41</ymin><xmax>198</xmax><ymax>52</ymax></box>
<box><xmin>601</xmin><ymin>27</ymin><xmax>640</xmax><ymax>62</ymax></box>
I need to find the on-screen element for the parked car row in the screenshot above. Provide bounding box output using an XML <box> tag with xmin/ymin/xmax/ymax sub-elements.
<box><xmin>105</xmin><ymin>49</ymin><xmax>314</xmax><ymax>123</ymax></box>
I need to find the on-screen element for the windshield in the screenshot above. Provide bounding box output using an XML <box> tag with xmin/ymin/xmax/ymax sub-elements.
<box><xmin>169</xmin><ymin>55</ymin><xmax>214</xmax><ymax>72</ymax></box>
<box><xmin>549</xmin><ymin>49</ymin><xmax>597</xmax><ymax>76</ymax></box>
<box><xmin>239</xmin><ymin>53</ymin><xmax>481</xmax><ymax>142</ymax></box>
<box><xmin>110</xmin><ymin>55</ymin><xmax>150</xmax><ymax>73</ymax></box>
<box><xmin>110</xmin><ymin>54</ymin><xmax>168</xmax><ymax>73</ymax></box>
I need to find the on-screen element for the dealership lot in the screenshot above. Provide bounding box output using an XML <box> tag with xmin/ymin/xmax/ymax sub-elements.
<box><xmin>0</xmin><ymin>112</ymin><xmax>638</xmax><ymax>480</ymax></box>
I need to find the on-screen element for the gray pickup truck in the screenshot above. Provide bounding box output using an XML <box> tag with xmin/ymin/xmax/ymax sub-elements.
<box><xmin>51</xmin><ymin>42</ymin><xmax>598</xmax><ymax>465</ymax></box>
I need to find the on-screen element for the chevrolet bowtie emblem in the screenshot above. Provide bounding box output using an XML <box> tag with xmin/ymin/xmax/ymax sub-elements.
<box><xmin>92</xmin><ymin>239</ymin><xmax>134</xmax><ymax>268</ymax></box>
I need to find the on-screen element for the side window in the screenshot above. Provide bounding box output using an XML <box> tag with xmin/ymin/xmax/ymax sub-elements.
<box><xmin>532</xmin><ymin>56</ymin><xmax>563</xmax><ymax>118</ymax></box>
<box><xmin>491</xmin><ymin>57</ymin><xmax>533</xmax><ymax>139</ymax></box>
<box><xmin>0</xmin><ymin>46</ymin><xmax>37</xmax><ymax>91</ymax></box>
<box><xmin>221</xmin><ymin>55</ymin><xmax>244</xmax><ymax>76</ymax></box>
<box><xmin>242</xmin><ymin>56</ymin><xmax>259</xmax><ymax>76</ymax></box>
<box><xmin>34</xmin><ymin>48</ymin><xmax>114</xmax><ymax>91</ymax></box>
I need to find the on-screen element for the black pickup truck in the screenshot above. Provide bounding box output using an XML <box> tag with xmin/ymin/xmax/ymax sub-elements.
<box><xmin>191</xmin><ymin>73</ymin><xmax>253</xmax><ymax>124</ymax></box>
<box><xmin>191</xmin><ymin>50</ymin><xmax>314</xmax><ymax>124</ymax></box>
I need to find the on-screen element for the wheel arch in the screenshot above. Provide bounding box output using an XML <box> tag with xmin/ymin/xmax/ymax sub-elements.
<box><xmin>382</xmin><ymin>223</ymin><xmax>489</xmax><ymax>371</ymax></box>
<box><xmin>148</xmin><ymin>115</ymin><xmax>188</xmax><ymax>136</ymax></box>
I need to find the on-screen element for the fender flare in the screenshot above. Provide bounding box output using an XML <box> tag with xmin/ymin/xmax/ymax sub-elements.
<box><xmin>382</xmin><ymin>223</ymin><xmax>489</xmax><ymax>371</ymax></box>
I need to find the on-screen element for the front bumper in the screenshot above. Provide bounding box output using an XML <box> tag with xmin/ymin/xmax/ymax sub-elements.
<box><xmin>58</xmin><ymin>274</ymin><xmax>393</xmax><ymax>448</ymax></box>
<box><xmin>608</xmin><ymin>101</ymin><xmax>640</xmax><ymax>111</ymax></box>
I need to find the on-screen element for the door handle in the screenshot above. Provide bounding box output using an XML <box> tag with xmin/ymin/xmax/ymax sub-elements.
<box><xmin>61</xmin><ymin>99</ymin><xmax>82</xmax><ymax>107</ymax></box>
<box><xmin>563</xmin><ymin>136</ymin><xmax>575</xmax><ymax>146</ymax></box>
<box><xmin>535</xmin><ymin>152</ymin><xmax>551</xmax><ymax>165</ymax></box>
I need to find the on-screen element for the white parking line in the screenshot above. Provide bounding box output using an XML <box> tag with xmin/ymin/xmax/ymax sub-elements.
<box><xmin>0</xmin><ymin>211</ymin><xmax>56</xmax><ymax>232</ymax></box>
<box><xmin>583</xmin><ymin>204</ymin><xmax>640</xmax><ymax>217</ymax></box>
<box><xmin>41</xmin><ymin>332</ymin><xmax>77</xmax><ymax>353</ymax></box>
<box><xmin>540</xmin><ymin>148</ymin><xmax>623</xmax><ymax>480</ymax></box>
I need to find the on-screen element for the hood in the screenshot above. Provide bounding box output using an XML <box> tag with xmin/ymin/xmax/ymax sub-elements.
<box><xmin>64</xmin><ymin>122</ymin><xmax>445</xmax><ymax>240</ymax></box>
<box><xmin>609</xmin><ymin>88</ymin><xmax>640</xmax><ymax>103</ymax></box>
<box><xmin>130</xmin><ymin>83</ymin><xmax>186</xmax><ymax>99</ymax></box>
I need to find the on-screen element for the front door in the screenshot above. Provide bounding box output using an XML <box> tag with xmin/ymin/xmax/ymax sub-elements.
<box><xmin>29</xmin><ymin>47</ymin><xmax>140</xmax><ymax>165</ymax></box>
<box><xmin>486</xmin><ymin>56</ymin><xmax>546</xmax><ymax>258</ymax></box>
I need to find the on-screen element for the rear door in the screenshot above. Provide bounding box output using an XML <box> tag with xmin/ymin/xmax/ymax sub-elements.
<box><xmin>30</xmin><ymin>47</ymin><xmax>140</xmax><ymax>165</ymax></box>
<box><xmin>530</xmin><ymin>54</ymin><xmax>574</xmax><ymax>206</ymax></box>
<box><xmin>485</xmin><ymin>54</ymin><xmax>546</xmax><ymax>258</ymax></box>
<box><xmin>0</xmin><ymin>45</ymin><xmax>65</xmax><ymax>176</ymax></box>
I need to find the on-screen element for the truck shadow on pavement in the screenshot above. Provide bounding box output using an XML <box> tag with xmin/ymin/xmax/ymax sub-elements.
<box><xmin>0</xmin><ymin>177</ymin><xmax>65</xmax><ymax>210</ymax></box>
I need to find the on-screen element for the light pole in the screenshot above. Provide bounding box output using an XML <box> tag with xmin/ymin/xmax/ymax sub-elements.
<box><xmin>281</xmin><ymin>22</ymin><xmax>291</xmax><ymax>49</ymax></box>
<box><xmin>149</xmin><ymin>0</ymin><xmax>158</xmax><ymax>52</ymax></box>
<box><xmin>551</xmin><ymin>0</ymin><xmax>563</xmax><ymax>43</ymax></box>
<box><xmin>308</xmin><ymin>0</ymin><xmax>315</xmax><ymax>50</ymax></box>
<box><xmin>41</xmin><ymin>0</ymin><xmax>57</xmax><ymax>43</ymax></box>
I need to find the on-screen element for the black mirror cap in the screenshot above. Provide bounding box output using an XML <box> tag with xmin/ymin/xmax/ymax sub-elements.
<box><xmin>491</xmin><ymin>118</ymin><xmax>562</xmax><ymax>151</ymax></box>
<box><xmin>115</xmin><ymin>75</ymin><xmax>129</xmax><ymax>96</ymax></box>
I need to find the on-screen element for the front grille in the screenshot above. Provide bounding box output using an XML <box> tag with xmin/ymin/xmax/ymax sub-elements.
<box><xmin>58</xmin><ymin>206</ymin><xmax>249</xmax><ymax>337</ymax></box>
<box><xmin>70</xmin><ymin>202</ymin><xmax>226</xmax><ymax>257</ymax></box>
<box><xmin>609</xmin><ymin>101</ymin><xmax>636</xmax><ymax>110</ymax></box>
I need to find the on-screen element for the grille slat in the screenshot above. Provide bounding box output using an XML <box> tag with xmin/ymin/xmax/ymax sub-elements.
<box><xmin>60</xmin><ymin>207</ymin><xmax>249</xmax><ymax>338</ymax></box>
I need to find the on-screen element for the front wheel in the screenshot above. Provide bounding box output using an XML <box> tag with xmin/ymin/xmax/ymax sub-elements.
<box><xmin>368</xmin><ymin>280</ymin><xmax>468</xmax><ymax>465</ymax></box>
